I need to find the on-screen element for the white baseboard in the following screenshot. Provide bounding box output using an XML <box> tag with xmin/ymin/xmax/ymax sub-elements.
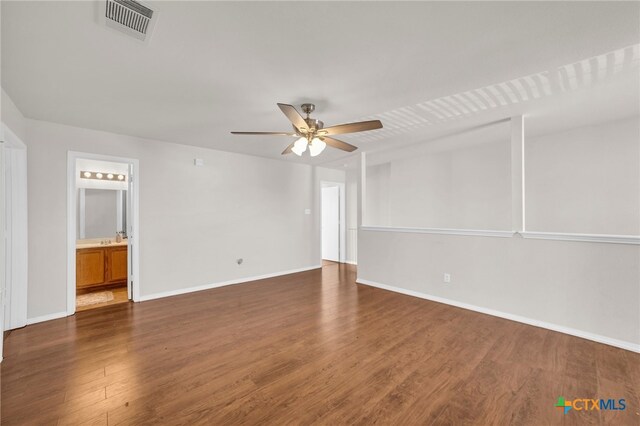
<box><xmin>22</xmin><ymin>267</ymin><xmax>321</xmax><ymax>326</ymax></box>
<box><xmin>356</xmin><ymin>278</ymin><xmax>640</xmax><ymax>353</ymax></box>
<box><xmin>345</xmin><ymin>260</ymin><xmax>358</xmax><ymax>265</ymax></box>
<box><xmin>26</xmin><ymin>311</ymin><xmax>68</xmax><ymax>325</ymax></box>
<box><xmin>140</xmin><ymin>265</ymin><xmax>322</xmax><ymax>302</ymax></box>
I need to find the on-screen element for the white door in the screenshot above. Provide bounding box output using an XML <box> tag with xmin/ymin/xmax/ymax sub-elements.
<box><xmin>321</xmin><ymin>186</ymin><xmax>340</xmax><ymax>262</ymax></box>
<box><xmin>126</xmin><ymin>164</ymin><xmax>133</xmax><ymax>300</ymax></box>
<box><xmin>2</xmin><ymin>129</ymin><xmax>27</xmax><ymax>331</ymax></box>
<box><xmin>0</xmin><ymin>144</ymin><xmax>5</xmax><ymax>361</ymax></box>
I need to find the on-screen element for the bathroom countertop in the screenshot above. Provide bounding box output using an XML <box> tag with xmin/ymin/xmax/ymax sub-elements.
<box><xmin>76</xmin><ymin>238</ymin><xmax>129</xmax><ymax>249</ymax></box>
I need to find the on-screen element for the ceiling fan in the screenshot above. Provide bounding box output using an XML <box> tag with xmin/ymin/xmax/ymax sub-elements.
<box><xmin>231</xmin><ymin>103</ymin><xmax>383</xmax><ymax>157</ymax></box>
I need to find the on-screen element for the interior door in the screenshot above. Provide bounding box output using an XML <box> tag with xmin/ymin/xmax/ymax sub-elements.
<box><xmin>1</xmin><ymin>131</ymin><xmax>27</xmax><ymax>331</ymax></box>
<box><xmin>321</xmin><ymin>186</ymin><xmax>340</xmax><ymax>262</ymax></box>
<box><xmin>126</xmin><ymin>163</ymin><xmax>133</xmax><ymax>300</ymax></box>
<box><xmin>0</xmin><ymin>144</ymin><xmax>5</xmax><ymax>360</ymax></box>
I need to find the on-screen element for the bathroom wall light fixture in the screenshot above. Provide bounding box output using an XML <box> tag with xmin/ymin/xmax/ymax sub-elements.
<box><xmin>80</xmin><ymin>170</ymin><xmax>127</xmax><ymax>182</ymax></box>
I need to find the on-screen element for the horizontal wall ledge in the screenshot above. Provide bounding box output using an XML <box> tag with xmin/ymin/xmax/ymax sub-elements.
<box><xmin>359</xmin><ymin>227</ymin><xmax>640</xmax><ymax>245</ymax></box>
<box><xmin>519</xmin><ymin>231</ymin><xmax>640</xmax><ymax>245</ymax></box>
<box><xmin>360</xmin><ymin>226</ymin><xmax>514</xmax><ymax>238</ymax></box>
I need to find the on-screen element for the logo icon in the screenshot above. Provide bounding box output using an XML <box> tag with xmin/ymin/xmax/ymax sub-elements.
<box><xmin>555</xmin><ymin>397</ymin><xmax>626</xmax><ymax>414</ymax></box>
<box><xmin>555</xmin><ymin>397</ymin><xmax>572</xmax><ymax>414</ymax></box>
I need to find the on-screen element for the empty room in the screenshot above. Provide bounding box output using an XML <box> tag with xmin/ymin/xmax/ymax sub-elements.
<box><xmin>1</xmin><ymin>1</ymin><xmax>639</xmax><ymax>425</ymax></box>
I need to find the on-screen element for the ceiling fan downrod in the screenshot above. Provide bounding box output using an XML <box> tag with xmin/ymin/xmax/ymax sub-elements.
<box><xmin>301</xmin><ymin>103</ymin><xmax>315</xmax><ymax>117</ymax></box>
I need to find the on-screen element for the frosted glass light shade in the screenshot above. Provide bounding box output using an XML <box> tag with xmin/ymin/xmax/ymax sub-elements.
<box><xmin>309</xmin><ymin>138</ymin><xmax>326</xmax><ymax>157</ymax></box>
<box><xmin>292</xmin><ymin>137</ymin><xmax>308</xmax><ymax>156</ymax></box>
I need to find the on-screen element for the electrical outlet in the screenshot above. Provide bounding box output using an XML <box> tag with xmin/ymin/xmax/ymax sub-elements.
<box><xmin>443</xmin><ymin>273</ymin><xmax>451</xmax><ymax>283</ymax></box>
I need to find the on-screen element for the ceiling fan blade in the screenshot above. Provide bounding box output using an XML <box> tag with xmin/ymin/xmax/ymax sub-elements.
<box><xmin>277</xmin><ymin>103</ymin><xmax>309</xmax><ymax>131</ymax></box>
<box><xmin>319</xmin><ymin>120</ymin><xmax>383</xmax><ymax>136</ymax></box>
<box><xmin>323</xmin><ymin>137</ymin><xmax>358</xmax><ymax>152</ymax></box>
<box><xmin>231</xmin><ymin>131</ymin><xmax>296</xmax><ymax>136</ymax></box>
<box><xmin>281</xmin><ymin>142</ymin><xmax>295</xmax><ymax>155</ymax></box>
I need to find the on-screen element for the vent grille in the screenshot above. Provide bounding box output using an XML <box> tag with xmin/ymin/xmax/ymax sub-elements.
<box><xmin>105</xmin><ymin>0</ymin><xmax>154</xmax><ymax>41</ymax></box>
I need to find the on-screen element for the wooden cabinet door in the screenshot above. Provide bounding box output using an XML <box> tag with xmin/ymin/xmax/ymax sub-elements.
<box><xmin>106</xmin><ymin>246</ymin><xmax>128</xmax><ymax>284</ymax></box>
<box><xmin>76</xmin><ymin>249</ymin><xmax>105</xmax><ymax>288</ymax></box>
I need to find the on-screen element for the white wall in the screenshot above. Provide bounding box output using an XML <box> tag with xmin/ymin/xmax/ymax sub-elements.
<box><xmin>526</xmin><ymin>116</ymin><xmax>640</xmax><ymax>235</ymax></box>
<box><xmin>26</xmin><ymin>119</ymin><xmax>317</xmax><ymax>319</ymax></box>
<box><xmin>358</xmin><ymin>230</ymin><xmax>640</xmax><ymax>347</ymax></box>
<box><xmin>365</xmin><ymin>123</ymin><xmax>511</xmax><ymax>230</ymax></box>
<box><xmin>358</xmin><ymin>117</ymin><xmax>640</xmax><ymax>350</ymax></box>
<box><xmin>365</xmin><ymin>163</ymin><xmax>390</xmax><ymax>226</ymax></box>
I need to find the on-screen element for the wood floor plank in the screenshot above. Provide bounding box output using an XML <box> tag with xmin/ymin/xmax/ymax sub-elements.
<box><xmin>2</xmin><ymin>263</ymin><xmax>638</xmax><ymax>425</ymax></box>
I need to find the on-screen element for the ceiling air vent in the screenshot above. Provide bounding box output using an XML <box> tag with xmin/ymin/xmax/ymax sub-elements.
<box><xmin>101</xmin><ymin>0</ymin><xmax>157</xmax><ymax>42</ymax></box>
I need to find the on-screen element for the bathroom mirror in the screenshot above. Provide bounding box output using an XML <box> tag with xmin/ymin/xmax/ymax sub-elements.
<box><xmin>77</xmin><ymin>188</ymin><xmax>127</xmax><ymax>239</ymax></box>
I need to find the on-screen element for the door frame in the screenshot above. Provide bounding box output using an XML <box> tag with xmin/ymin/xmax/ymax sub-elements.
<box><xmin>1</xmin><ymin>123</ymin><xmax>28</xmax><ymax>332</ymax></box>
<box><xmin>320</xmin><ymin>181</ymin><xmax>346</xmax><ymax>263</ymax></box>
<box><xmin>66</xmin><ymin>151</ymin><xmax>140</xmax><ymax>315</ymax></box>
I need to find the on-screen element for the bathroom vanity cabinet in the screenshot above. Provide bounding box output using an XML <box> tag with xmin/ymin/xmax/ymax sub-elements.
<box><xmin>76</xmin><ymin>244</ymin><xmax>128</xmax><ymax>291</ymax></box>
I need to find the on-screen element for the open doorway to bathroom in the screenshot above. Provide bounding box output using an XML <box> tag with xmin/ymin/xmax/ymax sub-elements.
<box><xmin>67</xmin><ymin>153</ymin><xmax>140</xmax><ymax>314</ymax></box>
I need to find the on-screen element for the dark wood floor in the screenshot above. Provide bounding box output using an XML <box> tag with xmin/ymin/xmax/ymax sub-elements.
<box><xmin>2</xmin><ymin>263</ymin><xmax>639</xmax><ymax>425</ymax></box>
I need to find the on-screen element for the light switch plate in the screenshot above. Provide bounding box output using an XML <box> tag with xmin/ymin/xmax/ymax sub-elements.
<box><xmin>304</xmin><ymin>209</ymin><xmax>311</xmax><ymax>215</ymax></box>
<box><xmin>194</xmin><ymin>158</ymin><xmax>204</xmax><ymax>166</ymax></box>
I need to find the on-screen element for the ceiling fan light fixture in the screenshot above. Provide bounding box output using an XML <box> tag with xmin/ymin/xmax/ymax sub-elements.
<box><xmin>309</xmin><ymin>138</ymin><xmax>327</xmax><ymax>157</ymax></box>
<box><xmin>291</xmin><ymin>137</ymin><xmax>308</xmax><ymax>156</ymax></box>
<box><xmin>231</xmin><ymin>103</ymin><xmax>379</xmax><ymax>156</ymax></box>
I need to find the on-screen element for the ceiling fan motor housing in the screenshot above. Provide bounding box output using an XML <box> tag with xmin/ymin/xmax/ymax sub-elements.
<box><xmin>305</xmin><ymin>118</ymin><xmax>324</xmax><ymax>131</ymax></box>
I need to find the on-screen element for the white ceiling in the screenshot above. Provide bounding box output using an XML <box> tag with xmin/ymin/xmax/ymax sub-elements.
<box><xmin>2</xmin><ymin>1</ymin><xmax>639</xmax><ymax>168</ymax></box>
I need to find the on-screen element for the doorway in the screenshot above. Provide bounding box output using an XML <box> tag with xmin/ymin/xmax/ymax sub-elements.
<box><xmin>321</xmin><ymin>181</ymin><xmax>346</xmax><ymax>264</ymax></box>
<box><xmin>67</xmin><ymin>152</ymin><xmax>140</xmax><ymax>314</ymax></box>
